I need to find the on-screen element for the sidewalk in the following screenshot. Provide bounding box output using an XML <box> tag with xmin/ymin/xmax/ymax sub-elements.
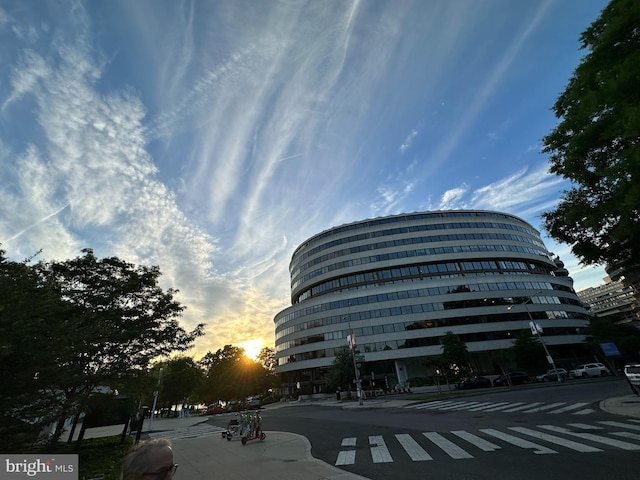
<box><xmin>69</xmin><ymin>392</ymin><xmax>640</xmax><ymax>480</ymax></box>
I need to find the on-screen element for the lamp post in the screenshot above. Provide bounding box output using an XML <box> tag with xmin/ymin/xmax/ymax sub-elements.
<box><xmin>508</xmin><ymin>295</ymin><xmax>561</xmax><ymax>382</ymax></box>
<box><xmin>148</xmin><ymin>367</ymin><xmax>164</xmax><ymax>432</ymax></box>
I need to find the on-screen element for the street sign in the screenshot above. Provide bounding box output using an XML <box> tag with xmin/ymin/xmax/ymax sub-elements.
<box><xmin>354</xmin><ymin>354</ymin><xmax>365</xmax><ymax>361</ymax></box>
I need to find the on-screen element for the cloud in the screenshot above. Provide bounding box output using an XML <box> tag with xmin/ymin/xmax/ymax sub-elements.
<box><xmin>439</xmin><ymin>185</ymin><xmax>469</xmax><ymax>210</ymax></box>
<box><xmin>399</xmin><ymin>128</ymin><xmax>418</xmax><ymax>153</ymax></box>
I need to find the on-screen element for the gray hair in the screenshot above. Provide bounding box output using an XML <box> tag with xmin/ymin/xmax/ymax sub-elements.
<box><xmin>121</xmin><ymin>438</ymin><xmax>173</xmax><ymax>480</ymax></box>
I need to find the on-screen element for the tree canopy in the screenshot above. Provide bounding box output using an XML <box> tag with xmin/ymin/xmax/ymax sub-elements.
<box><xmin>0</xmin><ymin>248</ymin><xmax>205</xmax><ymax>448</ymax></box>
<box><xmin>541</xmin><ymin>0</ymin><xmax>640</xmax><ymax>268</ymax></box>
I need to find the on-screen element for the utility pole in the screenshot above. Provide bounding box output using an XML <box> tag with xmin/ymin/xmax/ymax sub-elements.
<box><xmin>148</xmin><ymin>367</ymin><xmax>164</xmax><ymax>432</ymax></box>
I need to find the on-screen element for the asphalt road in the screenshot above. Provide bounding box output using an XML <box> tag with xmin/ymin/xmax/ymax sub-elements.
<box><xmin>217</xmin><ymin>377</ymin><xmax>637</xmax><ymax>480</ymax></box>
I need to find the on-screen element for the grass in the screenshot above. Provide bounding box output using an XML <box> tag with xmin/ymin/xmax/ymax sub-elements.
<box><xmin>49</xmin><ymin>435</ymin><xmax>133</xmax><ymax>480</ymax></box>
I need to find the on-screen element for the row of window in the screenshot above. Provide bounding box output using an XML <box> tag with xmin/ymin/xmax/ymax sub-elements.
<box><xmin>292</xmin><ymin>231</ymin><xmax>545</xmax><ymax>285</ymax></box>
<box><xmin>292</xmin><ymin>213</ymin><xmax>537</xmax><ymax>267</ymax></box>
<box><xmin>279</xmin><ymin>326</ymin><xmax>585</xmax><ymax>365</ymax></box>
<box><xmin>292</xmin><ymin>231</ymin><xmax>547</xmax><ymax>289</ymax></box>
<box><xmin>292</xmin><ymin>242</ymin><xmax>548</xmax><ymax>295</ymax></box>
<box><xmin>295</xmin><ymin>258</ymin><xmax>554</xmax><ymax>303</ymax></box>
<box><xmin>275</xmin><ymin>282</ymin><xmax>577</xmax><ymax>335</ymax></box>
<box><xmin>277</xmin><ymin>308</ymin><xmax>586</xmax><ymax>350</ymax></box>
<box><xmin>275</xmin><ymin>288</ymin><xmax>586</xmax><ymax>342</ymax></box>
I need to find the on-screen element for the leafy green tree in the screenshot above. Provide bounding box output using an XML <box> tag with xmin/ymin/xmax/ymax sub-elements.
<box><xmin>0</xmin><ymin>249</ymin><xmax>66</xmax><ymax>450</ymax></box>
<box><xmin>157</xmin><ymin>356</ymin><xmax>205</xmax><ymax>411</ymax></box>
<box><xmin>511</xmin><ymin>330</ymin><xmax>548</xmax><ymax>373</ymax></box>
<box><xmin>324</xmin><ymin>347</ymin><xmax>355</xmax><ymax>392</ymax></box>
<box><xmin>440</xmin><ymin>331</ymin><xmax>470</xmax><ymax>380</ymax></box>
<box><xmin>256</xmin><ymin>346</ymin><xmax>279</xmax><ymax>391</ymax></box>
<box><xmin>33</xmin><ymin>249</ymin><xmax>205</xmax><ymax>442</ymax></box>
<box><xmin>541</xmin><ymin>0</ymin><xmax>640</xmax><ymax>268</ymax></box>
<box><xmin>584</xmin><ymin>316</ymin><xmax>640</xmax><ymax>360</ymax></box>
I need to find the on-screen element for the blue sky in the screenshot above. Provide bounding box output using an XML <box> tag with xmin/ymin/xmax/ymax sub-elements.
<box><xmin>0</xmin><ymin>0</ymin><xmax>609</xmax><ymax>360</ymax></box>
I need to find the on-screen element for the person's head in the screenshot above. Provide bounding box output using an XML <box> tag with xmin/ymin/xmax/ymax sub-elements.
<box><xmin>121</xmin><ymin>438</ymin><xmax>177</xmax><ymax>480</ymax></box>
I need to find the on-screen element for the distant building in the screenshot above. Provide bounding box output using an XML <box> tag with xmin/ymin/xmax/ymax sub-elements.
<box><xmin>577</xmin><ymin>278</ymin><xmax>640</xmax><ymax>327</ymax></box>
<box><xmin>274</xmin><ymin>210</ymin><xmax>589</xmax><ymax>394</ymax></box>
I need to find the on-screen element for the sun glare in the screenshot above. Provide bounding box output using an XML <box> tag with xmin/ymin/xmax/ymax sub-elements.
<box><xmin>239</xmin><ymin>339</ymin><xmax>263</xmax><ymax>361</ymax></box>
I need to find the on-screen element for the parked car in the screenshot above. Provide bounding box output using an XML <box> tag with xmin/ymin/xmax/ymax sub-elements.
<box><xmin>535</xmin><ymin>368</ymin><xmax>569</xmax><ymax>382</ymax></box>
<box><xmin>204</xmin><ymin>404</ymin><xmax>225</xmax><ymax>415</ymax></box>
<box><xmin>458</xmin><ymin>375</ymin><xmax>492</xmax><ymax>390</ymax></box>
<box><xmin>624</xmin><ymin>364</ymin><xmax>640</xmax><ymax>395</ymax></box>
<box><xmin>569</xmin><ymin>363</ymin><xmax>611</xmax><ymax>378</ymax></box>
<box><xmin>493</xmin><ymin>371</ymin><xmax>531</xmax><ymax>387</ymax></box>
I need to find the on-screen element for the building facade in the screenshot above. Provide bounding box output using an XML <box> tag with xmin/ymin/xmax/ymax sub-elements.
<box><xmin>578</xmin><ymin>279</ymin><xmax>640</xmax><ymax>328</ymax></box>
<box><xmin>274</xmin><ymin>210</ymin><xmax>589</xmax><ymax>393</ymax></box>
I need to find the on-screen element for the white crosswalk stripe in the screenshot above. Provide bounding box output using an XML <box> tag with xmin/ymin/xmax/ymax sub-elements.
<box><xmin>405</xmin><ymin>400</ymin><xmax>597</xmax><ymax>415</ymax></box>
<box><xmin>334</xmin><ymin>420</ymin><xmax>640</xmax><ymax>466</ymax></box>
<box><xmin>148</xmin><ymin>423</ymin><xmax>225</xmax><ymax>440</ymax></box>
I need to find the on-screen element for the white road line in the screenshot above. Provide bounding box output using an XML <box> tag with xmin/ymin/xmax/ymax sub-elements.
<box><xmin>450</xmin><ymin>430</ymin><xmax>501</xmax><ymax>451</ymax></box>
<box><xmin>502</xmin><ymin>402</ymin><xmax>541</xmax><ymax>412</ymax></box>
<box><xmin>539</xmin><ymin>425</ymin><xmax>640</xmax><ymax>450</ymax></box>
<box><xmin>548</xmin><ymin>403</ymin><xmax>589</xmax><ymax>414</ymax></box>
<box><xmin>335</xmin><ymin>451</ymin><xmax>356</xmax><ymax>466</ymax></box>
<box><xmin>423</xmin><ymin>432</ymin><xmax>474</xmax><ymax>459</ymax></box>
<box><xmin>341</xmin><ymin>437</ymin><xmax>357</xmax><ymax>446</ymax></box>
<box><xmin>480</xmin><ymin>428</ymin><xmax>557</xmax><ymax>454</ymax></box>
<box><xmin>406</xmin><ymin>401</ymin><xmax>447</xmax><ymax>409</ymax></box>
<box><xmin>419</xmin><ymin>401</ymin><xmax>460</xmax><ymax>410</ymax></box>
<box><xmin>450</xmin><ymin>402</ymin><xmax>483</xmax><ymax>410</ymax></box>
<box><xmin>508</xmin><ymin>427</ymin><xmax>602</xmax><ymax>453</ymax></box>
<box><xmin>369</xmin><ymin>435</ymin><xmax>393</xmax><ymax>463</ymax></box>
<box><xmin>483</xmin><ymin>403</ymin><xmax>523</xmax><ymax>412</ymax></box>
<box><xmin>395</xmin><ymin>434</ymin><xmax>433</xmax><ymax>461</ymax></box>
<box><xmin>440</xmin><ymin>402</ymin><xmax>481</xmax><ymax>411</ymax></box>
<box><xmin>567</xmin><ymin>423</ymin><xmax>603</xmax><ymax>430</ymax></box>
<box><xmin>598</xmin><ymin>421</ymin><xmax>640</xmax><ymax>432</ymax></box>
<box><xmin>612</xmin><ymin>432</ymin><xmax>640</xmax><ymax>441</ymax></box>
<box><xmin>572</xmin><ymin>409</ymin><xmax>595</xmax><ymax>415</ymax></box>
<box><xmin>522</xmin><ymin>402</ymin><xmax>565</xmax><ymax>413</ymax></box>
<box><xmin>467</xmin><ymin>402</ymin><xmax>510</xmax><ymax>412</ymax></box>
<box><xmin>459</xmin><ymin>402</ymin><xmax>493</xmax><ymax>410</ymax></box>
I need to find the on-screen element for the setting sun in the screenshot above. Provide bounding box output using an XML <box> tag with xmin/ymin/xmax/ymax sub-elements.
<box><xmin>239</xmin><ymin>339</ymin><xmax>263</xmax><ymax>361</ymax></box>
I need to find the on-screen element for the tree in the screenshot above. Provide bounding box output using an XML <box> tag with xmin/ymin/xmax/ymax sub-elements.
<box><xmin>33</xmin><ymin>249</ymin><xmax>205</xmax><ymax>442</ymax></box>
<box><xmin>584</xmin><ymin>316</ymin><xmax>640</xmax><ymax>361</ymax></box>
<box><xmin>157</xmin><ymin>356</ymin><xmax>205</xmax><ymax>411</ymax></box>
<box><xmin>511</xmin><ymin>330</ymin><xmax>548</xmax><ymax>373</ymax></box>
<box><xmin>324</xmin><ymin>347</ymin><xmax>355</xmax><ymax>392</ymax></box>
<box><xmin>440</xmin><ymin>331</ymin><xmax>471</xmax><ymax>380</ymax></box>
<box><xmin>0</xmin><ymin>249</ymin><xmax>66</xmax><ymax>450</ymax></box>
<box><xmin>541</xmin><ymin>0</ymin><xmax>640</xmax><ymax>268</ymax></box>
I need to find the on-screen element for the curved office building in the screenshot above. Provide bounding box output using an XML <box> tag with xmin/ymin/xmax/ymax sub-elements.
<box><xmin>274</xmin><ymin>210</ymin><xmax>589</xmax><ymax>392</ymax></box>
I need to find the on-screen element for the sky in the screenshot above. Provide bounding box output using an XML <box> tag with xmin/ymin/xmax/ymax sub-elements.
<box><xmin>0</xmin><ymin>0</ymin><xmax>611</xmax><ymax>361</ymax></box>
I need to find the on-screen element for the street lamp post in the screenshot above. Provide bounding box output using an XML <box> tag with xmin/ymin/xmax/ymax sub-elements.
<box><xmin>148</xmin><ymin>367</ymin><xmax>164</xmax><ymax>432</ymax></box>
<box><xmin>509</xmin><ymin>295</ymin><xmax>562</xmax><ymax>382</ymax></box>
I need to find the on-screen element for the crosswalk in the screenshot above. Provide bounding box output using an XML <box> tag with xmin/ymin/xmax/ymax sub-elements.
<box><xmin>148</xmin><ymin>423</ymin><xmax>225</xmax><ymax>440</ymax></box>
<box><xmin>334</xmin><ymin>419</ymin><xmax>640</xmax><ymax>465</ymax></box>
<box><xmin>404</xmin><ymin>399</ymin><xmax>596</xmax><ymax>415</ymax></box>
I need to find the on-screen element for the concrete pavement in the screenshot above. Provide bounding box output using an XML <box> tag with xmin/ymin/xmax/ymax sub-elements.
<box><xmin>69</xmin><ymin>391</ymin><xmax>640</xmax><ymax>480</ymax></box>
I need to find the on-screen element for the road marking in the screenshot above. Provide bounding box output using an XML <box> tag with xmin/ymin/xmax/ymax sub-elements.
<box><xmin>440</xmin><ymin>402</ymin><xmax>481</xmax><ymax>411</ymax></box>
<box><xmin>423</xmin><ymin>432</ymin><xmax>473</xmax><ymax>458</ymax></box>
<box><xmin>335</xmin><ymin>450</ymin><xmax>356</xmax><ymax>465</ymax></box>
<box><xmin>508</xmin><ymin>427</ymin><xmax>602</xmax><ymax>452</ymax></box>
<box><xmin>521</xmin><ymin>402</ymin><xmax>565</xmax><ymax>413</ymax></box>
<box><xmin>480</xmin><ymin>428</ymin><xmax>557</xmax><ymax>454</ymax></box>
<box><xmin>598</xmin><ymin>421</ymin><xmax>640</xmax><ymax>432</ymax></box>
<box><xmin>148</xmin><ymin>424</ymin><xmax>224</xmax><ymax>440</ymax></box>
<box><xmin>539</xmin><ymin>425</ymin><xmax>640</xmax><ymax>450</ymax></box>
<box><xmin>341</xmin><ymin>437</ymin><xmax>357</xmax><ymax>446</ymax></box>
<box><xmin>548</xmin><ymin>403</ymin><xmax>589</xmax><ymax>414</ymax></box>
<box><xmin>567</xmin><ymin>423</ymin><xmax>603</xmax><ymax>430</ymax></box>
<box><xmin>467</xmin><ymin>402</ymin><xmax>510</xmax><ymax>411</ymax></box>
<box><xmin>572</xmin><ymin>408</ymin><xmax>595</xmax><ymax>415</ymax></box>
<box><xmin>450</xmin><ymin>430</ymin><xmax>501</xmax><ymax>451</ymax></box>
<box><xmin>483</xmin><ymin>403</ymin><xmax>523</xmax><ymax>412</ymax></box>
<box><xmin>369</xmin><ymin>435</ymin><xmax>393</xmax><ymax>463</ymax></box>
<box><xmin>395</xmin><ymin>434</ymin><xmax>433</xmax><ymax>461</ymax></box>
<box><xmin>502</xmin><ymin>402</ymin><xmax>541</xmax><ymax>412</ymax></box>
<box><xmin>612</xmin><ymin>432</ymin><xmax>640</xmax><ymax>441</ymax></box>
<box><xmin>418</xmin><ymin>400</ymin><xmax>460</xmax><ymax>410</ymax></box>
